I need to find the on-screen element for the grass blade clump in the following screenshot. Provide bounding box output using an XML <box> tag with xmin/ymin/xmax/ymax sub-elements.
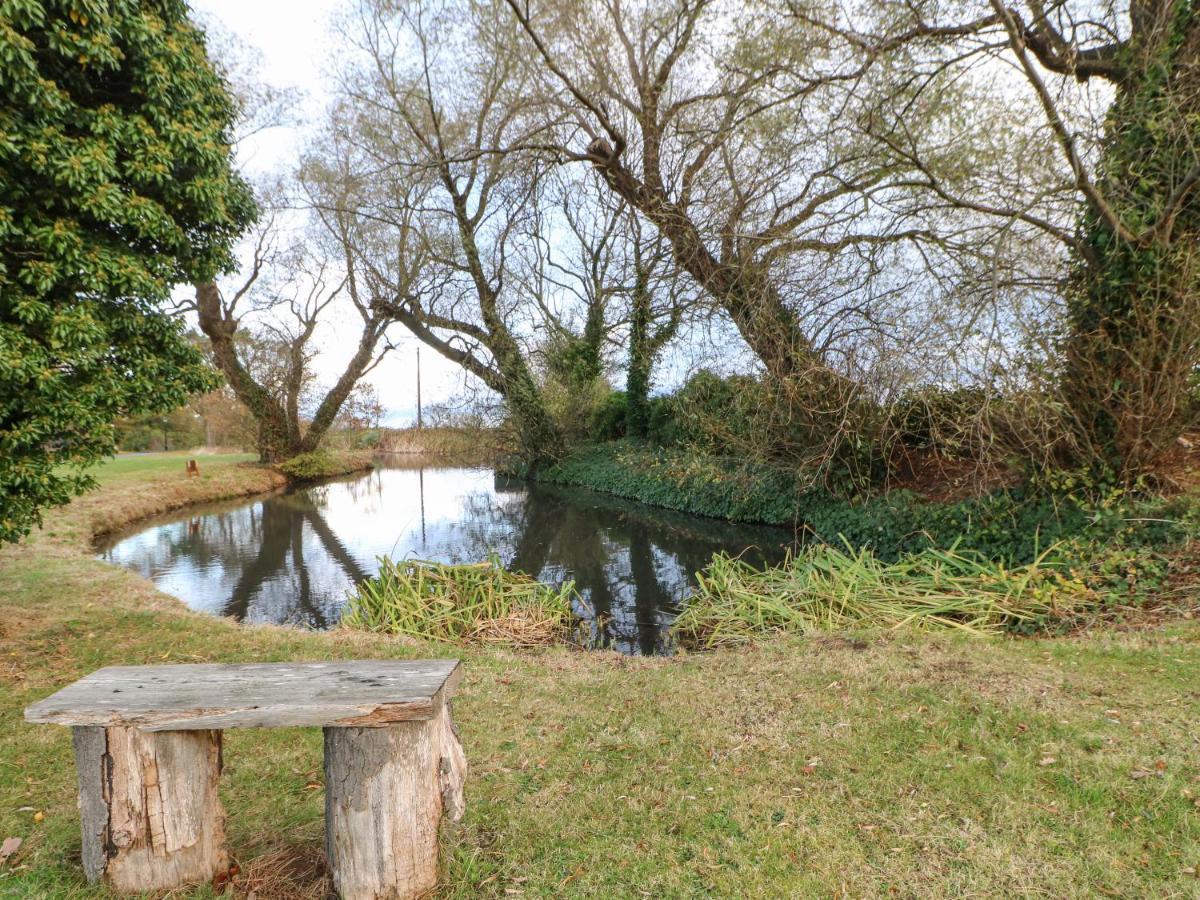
<box><xmin>343</xmin><ymin>555</ymin><xmax>580</xmax><ymax>647</ymax></box>
<box><xmin>673</xmin><ymin>542</ymin><xmax>1093</xmax><ymax>649</ymax></box>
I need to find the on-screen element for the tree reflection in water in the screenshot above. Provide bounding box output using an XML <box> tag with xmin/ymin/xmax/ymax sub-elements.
<box><xmin>99</xmin><ymin>461</ymin><xmax>794</xmax><ymax>654</ymax></box>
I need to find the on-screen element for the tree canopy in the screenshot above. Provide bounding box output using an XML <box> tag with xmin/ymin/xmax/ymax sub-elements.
<box><xmin>0</xmin><ymin>0</ymin><xmax>255</xmax><ymax>543</ymax></box>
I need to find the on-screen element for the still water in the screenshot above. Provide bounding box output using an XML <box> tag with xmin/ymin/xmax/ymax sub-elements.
<box><xmin>99</xmin><ymin>458</ymin><xmax>796</xmax><ymax>655</ymax></box>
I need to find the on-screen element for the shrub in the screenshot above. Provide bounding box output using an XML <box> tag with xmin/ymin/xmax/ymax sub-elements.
<box><xmin>276</xmin><ymin>450</ymin><xmax>374</xmax><ymax>481</ymax></box>
<box><xmin>588</xmin><ymin>391</ymin><xmax>629</xmax><ymax>441</ymax></box>
<box><xmin>542</xmin><ymin>372</ymin><xmax>612</xmax><ymax>445</ymax></box>
<box><xmin>539</xmin><ymin>441</ymin><xmax>1197</xmax><ymax>564</ymax></box>
<box><xmin>542</xmin><ymin>442</ymin><xmax>802</xmax><ymax>523</ymax></box>
<box><xmin>648</xmin><ymin>370</ymin><xmax>763</xmax><ymax>450</ymax></box>
<box><xmin>353</xmin><ymin>429</ymin><xmax>382</xmax><ymax>450</ymax></box>
<box><xmin>890</xmin><ymin>386</ymin><xmax>988</xmax><ymax>456</ymax></box>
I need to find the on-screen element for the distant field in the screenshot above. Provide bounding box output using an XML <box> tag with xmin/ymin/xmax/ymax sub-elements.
<box><xmin>88</xmin><ymin>451</ymin><xmax>258</xmax><ymax>485</ymax></box>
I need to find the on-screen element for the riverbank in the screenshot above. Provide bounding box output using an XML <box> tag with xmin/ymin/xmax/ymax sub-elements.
<box><xmin>28</xmin><ymin>449</ymin><xmax>376</xmax><ymax>552</ymax></box>
<box><xmin>1</xmin><ymin>454</ymin><xmax>1198</xmax><ymax>896</ymax></box>
<box><xmin>276</xmin><ymin>448</ymin><xmax>377</xmax><ymax>483</ymax></box>
<box><xmin>540</xmin><ymin>440</ymin><xmax>1200</xmax><ymax>559</ymax></box>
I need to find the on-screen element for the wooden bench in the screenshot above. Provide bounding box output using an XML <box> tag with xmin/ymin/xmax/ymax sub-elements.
<box><xmin>24</xmin><ymin>660</ymin><xmax>466</xmax><ymax>899</ymax></box>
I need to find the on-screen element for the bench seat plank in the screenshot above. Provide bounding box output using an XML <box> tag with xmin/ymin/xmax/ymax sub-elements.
<box><xmin>24</xmin><ymin>660</ymin><xmax>461</xmax><ymax>731</ymax></box>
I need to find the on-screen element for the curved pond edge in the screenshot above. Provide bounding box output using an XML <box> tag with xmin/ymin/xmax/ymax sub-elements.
<box><xmin>77</xmin><ymin>451</ymin><xmax>382</xmax><ymax>550</ymax></box>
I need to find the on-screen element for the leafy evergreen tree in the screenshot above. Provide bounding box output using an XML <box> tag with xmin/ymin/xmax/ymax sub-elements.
<box><xmin>0</xmin><ymin>0</ymin><xmax>254</xmax><ymax>542</ymax></box>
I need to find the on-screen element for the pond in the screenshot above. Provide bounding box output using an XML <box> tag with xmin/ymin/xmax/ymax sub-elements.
<box><xmin>98</xmin><ymin>457</ymin><xmax>797</xmax><ymax>655</ymax></box>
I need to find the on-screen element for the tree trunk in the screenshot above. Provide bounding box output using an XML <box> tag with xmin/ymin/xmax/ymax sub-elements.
<box><xmin>301</xmin><ymin>322</ymin><xmax>383</xmax><ymax>453</ymax></box>
<box><xmin>323</xmin><ymin>704</ymin><xmax>466</xmax><ymax>900</ymax></box>
<box><xmin>587</xmin><ymin>150</ymin><xmax>828</xmax><ymax>386</ymax></box>
<box><xmin>1060</xmin><ymin>6</ymin><xmax>1200</xmax><ymax>476</ymax></box>
<box><xmin>626</xmin><ymin>269</ymin><xmax>655</xmax><ymax>437</ymax></box>
<box><xmin>72</xmin><ymin>726</ymin><xmax>227</xmax><ymax>894</ymax></box>
<box><xmin>196</xmin><ymin>281</ymin><xmax>296</xmax><ymax>462</ymax></box>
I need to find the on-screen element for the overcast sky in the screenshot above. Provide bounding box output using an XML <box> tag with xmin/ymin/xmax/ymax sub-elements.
<box><xmin>189</xmin><ymin>0</ymin><xmax>473</xmax><ymax>426</ymax></box>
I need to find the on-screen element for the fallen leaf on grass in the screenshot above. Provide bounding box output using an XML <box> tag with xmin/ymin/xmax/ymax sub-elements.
<box><xmin>0</xmin><ymin>837</ymin><xmax>21</xmax><ymax>866</ymax></box>
<box><xmin>211</xmin><ymin>862</ymin><xmax>240</xmax><ymax>893</ymax></box>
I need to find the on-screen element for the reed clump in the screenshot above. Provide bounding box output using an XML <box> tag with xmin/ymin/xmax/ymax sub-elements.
<box><xmin>673</xmin><ymin>543</ymin><xmax>1094</xmax><ymax>649</ymax></box>
<box><xmin>343</xmin><ymin>556</ymin><xmax>580</xmax><ymax>647</ymax></box>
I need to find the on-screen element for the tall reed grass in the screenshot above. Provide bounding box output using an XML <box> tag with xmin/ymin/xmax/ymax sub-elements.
<box><xmin>343</xmin><ymin>556</ymin><xmax>580</xmax><ymax>646</ymax></box>
<box><xmin>672</xmin><ymin>543</ymin><xmax>1092</xmax><ymax>649</ymax></box>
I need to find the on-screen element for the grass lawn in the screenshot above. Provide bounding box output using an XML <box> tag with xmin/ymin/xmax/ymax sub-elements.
<box><xmin>84</xmin><ymin>452</ymin><xmax>258</xmax><ymax>486</ymax></box>
<box><xmin>1</xmin><ymin>453</ymin><xmax>1198</xmax><ymax>897</ymax></box>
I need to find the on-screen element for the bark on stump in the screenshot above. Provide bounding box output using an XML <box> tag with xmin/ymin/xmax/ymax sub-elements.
<box><xmin>324</xmin><ymin>704</ymin><xmax>466</xmax><ymax>900</ymax></box>
<box><xmin>71</xmin><ymin>726</ymin><xmax>227</xmax><ymax>893</ymax></box>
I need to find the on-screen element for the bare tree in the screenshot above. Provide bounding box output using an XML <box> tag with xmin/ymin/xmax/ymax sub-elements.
<box><xmin>497</xmin><ymin>0</ymin><xmax>1000</xmax><ymax>480</ymax></box>
<box><xmin>621</xmin><ymin>213</ymin><xmax>698</xmax><ymax>436</ymax></box>
<box><xmin>507</xmin><ymin>5</ymin><xmax>949</xmax><ymax>366</ymax></box>
<box><xmin>190</xmin><ymin>215</ymin><xmax>397</xmax><ymax>461</ymax></box>
<box><xmin>312</xmin><ymin>0</ymin><xmax>567</xmax><ymax>460</ymax></box>
<box><xmin>793</xmin><ymin>0</ymin><xmax>1200</xmax><ymax>477</ymax></box>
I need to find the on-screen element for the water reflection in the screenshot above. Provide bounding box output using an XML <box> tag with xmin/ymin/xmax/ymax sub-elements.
<box><xmin>99</xmin><ymin>458</ymin><xmax>795</xmax><ymax>654</ymax></box>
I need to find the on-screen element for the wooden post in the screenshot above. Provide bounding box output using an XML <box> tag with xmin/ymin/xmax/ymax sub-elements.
<box><xmin>72</xmin><ymin>726</ymin><xmax>227</xmax><ymax>894</ymax></box>
<box><xmin>323</xmin><ymin>703</ymin><xmax>465</xmax><ymax>900</ymax></box>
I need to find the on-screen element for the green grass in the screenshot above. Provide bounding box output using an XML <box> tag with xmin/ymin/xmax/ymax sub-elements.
<box><xmin>0</xmin><ymin>456</ymin><xmax>1198</xmax><ymax>896</ymax></box>
<box><xmin>86</xmin><ymin>451</ymin><xmax>257</xmax><ymax>485</ymax></box>
<box><xmin>344</xmin><ymin>557</ymin><xmax>579</xmax><ymax>646</ymax></box>
<box><xmin>673</xmin><ymin>544</ymin><xmax>1093</xmax><ymax>649</ymax></box>
<box><xmin>276</xmin><ymin>449</ymin><xmax>375</xmax><ymax>482</ymax></box>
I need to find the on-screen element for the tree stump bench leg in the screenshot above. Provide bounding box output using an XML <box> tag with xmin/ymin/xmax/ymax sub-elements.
<box><xmin>71</xmin><ymin>726</ymin><xmax>228</xmax><ymax>894</ymax></box>
<box><xmin>323</xmin><ymin>703</ymin><xmax>466</xmax><ymax>900</ymax></box>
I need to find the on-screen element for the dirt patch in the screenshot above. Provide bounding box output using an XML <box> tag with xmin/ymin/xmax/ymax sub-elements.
<box><xmin>885</xmin><ymin>447</ymin><xmax>1018</xmax><ymax>502</ymax></box>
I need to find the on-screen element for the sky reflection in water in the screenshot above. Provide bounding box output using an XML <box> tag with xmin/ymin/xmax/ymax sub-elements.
<box><xmin>99</xmin><ymin>459</ymin><xmax>796</xmax><ymax>655</ymax></box>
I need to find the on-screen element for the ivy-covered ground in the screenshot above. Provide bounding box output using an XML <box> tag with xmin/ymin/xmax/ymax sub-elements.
<box><xmin>542</xmin><ymin>441</ymin><xmax>1197</xmax><ymax>557</ymax></box>
<box><xmin>1</xmin><ymin>454</ymin><xmax>1198</xmax><ymax>897</ymax></box>
<box><xmin>541</xmin><ymin>441</ymin><xmax>1200</xmax><ymax>621</ymax></box>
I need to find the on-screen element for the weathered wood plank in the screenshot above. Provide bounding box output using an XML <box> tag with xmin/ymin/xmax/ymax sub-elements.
<box><xmin>25</xmin><ymin>660</ymin><xmax>461</xmax><ymax>730</ymax></box>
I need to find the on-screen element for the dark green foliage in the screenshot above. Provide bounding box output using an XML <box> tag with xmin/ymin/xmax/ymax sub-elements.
<box><xmin>640</xmin><ymin>370</ymin><xmax>764</xmax><ymax>449</ymax></box>
<box><xmin>543</xmin><ymin>441</ymin><xmax>800</xmax><ymax>523</ymax></box>
<box><xmin>544</xmin><ymin>322</ymin><xmax>603</xmax><ymax>389</ymax></box>
<box><xmin>625</xmin><ymin>344</ymin><xmax>651</xmax><ymax>437</ymax></box>
<box><xmin>1058</xmin><ymin>4</ymin><xmax>1200</xmax><ymax>476</ymax></box>
<box><xmin>587</xmin><ymin>390</ymin><xmax>627</xmax><ymax>441</ymax></box>
<box><xmin>541</xmin><ymin>441</ymin><xmax>1196</xmax><ymax>565</ymax></box>
<box><xmin>0</xmin><ymin>0</ymin><xmax>255</xmax><ymax>542</ymax></box>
